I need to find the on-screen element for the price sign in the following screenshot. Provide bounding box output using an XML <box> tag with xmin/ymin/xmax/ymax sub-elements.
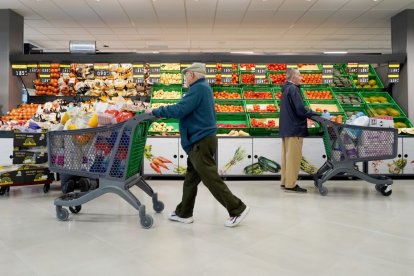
<box><xmin>348</xmin><ymin>63</ymin><xmax>358</xmax><ymax>74</ymax></box>
<box><xmin>358</xmin><ymin>64</ymin><xmax>369</xmax><ymax>74</ymax></box>
<box><xmin>287</xmin><ymin>64</ymin><xmax>298</xmax><ymax>69</ymax></box>
<box><xmin>133</xmin><ymin>64</ymin><xmax>145</xmax><ymax>74</ymax></box>
<box><xmin>358</xmin><ymin>74</ymin><xmax>369</xmax><ymax>84</ymax></box>
<box><xmin>133</xmin><ymin>74</ymin><xmax>145</xmax><ymax>83</ymax></box>
<box><xmin>322</xmin><ymin>75</ymin><xmax>334</xmax><ymax>84</ymax></box>
<box><xmin>149</xmin><ymin>74</ymin><xmax>160</xmax><ymax>83</ymax></box>
<box><xmin>221</xmin><ymin>74</ymin><xmax>232</xmax><ymax>84</ymax></box>
<box><xmin>39</xmin><ymin>63</ymin><xmax>50</xmax><ymax>74</ymax></box>
<box><xmin>254</xmin><ymin>75</ymin><xmax>267</xmax><ymax>85</ymax></box>
<box><xmin>39</xmin><ymin>74</ymin><xmax>50</xmax><ymax>84</ymax></box>
<box><xmin>255</xmin><ymin>64</ymin><xmax>267</xmax><ymax>74</ymax></box>
<box><xmin>27</xmin><ymin>64</ymin><xmax>37</xmax><ymax>73</ymax></box>
<box><xmin>221</xmin><ymin>64</ymin><xmax>233</xmax><ymax>74</ymax></box>
<box><xmin>206</xmin><ymin>64</ymin><xmax>217</xmax><ymax>74</ymax></box>
<box><xmin>322</xmin><ymin>64</ymin><xmax>334</xmax><ymax>75</ymax></box>
<box><xmin>94</xmin><ymin>63</ymin><xmax>109</xmax><ymax>77</ymax></box>
<box><xmin>388</xmin><ymin>74</ymin><xmax>399</xmax><ymax>83</ymax></box>
<box><xmin>60</xmin><ymin>64</ymin><xmax>71</xmax><ymax>74</ymax></box>
<box><xmin>149</xmin><ymin>63</ymin><xmax>161</xmax><ymax>74</ymax></box>
<box><xmin>388</xmin><ymin>63</ymin><xmax>400</xmax><ymax>83</ymax></box>
<box><xmin>206</xmin><ymin>75</ymin><xmax>216</xmax><ymax>85</ymax></box>
<box><xmin>12</xmin><ymin>64</ymin><xmax>28</xmax><ymax>76</ymax></box>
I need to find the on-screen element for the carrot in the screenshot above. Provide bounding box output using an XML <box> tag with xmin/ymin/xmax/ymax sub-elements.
<box><xmin>157</xmin><ymin>156</ymin><xmax>172</xmax><ymax>163</ymax></box>
<box><xmin>152</xmin><ymin>158</ymin><xmax>169</xmax><ymax>170</ymax></box>
<box><xmin>150</xmin><ymin>162</ymin><xmax>162</xmax><ymax>174</ymax></box>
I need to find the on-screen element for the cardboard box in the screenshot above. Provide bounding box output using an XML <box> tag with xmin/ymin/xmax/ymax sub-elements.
<box><xmin>12</xmin><ymin>151</ymin><xmax>48</xmax><ymax>165</ymax></box>
<box><xmin>13</xmin><ymin>133</ymin><xmax>47</xmax><ymax>147</ymax></box>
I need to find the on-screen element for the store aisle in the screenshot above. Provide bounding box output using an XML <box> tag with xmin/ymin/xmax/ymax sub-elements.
<box><xmin>1</xmin><ymin>180</ymin><xmax>414</xmax><ymax>276</ymax></box>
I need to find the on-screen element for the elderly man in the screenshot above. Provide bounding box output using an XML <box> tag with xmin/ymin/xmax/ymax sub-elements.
<box><xmin>279</xmin><ymin>68</ymin><xmax>317</xmax><ymax>193</ymax></box>
<box><xmin>148</xmin><ymin>62</ymin><xmax>249</xmax><ymax>227</ymax></box>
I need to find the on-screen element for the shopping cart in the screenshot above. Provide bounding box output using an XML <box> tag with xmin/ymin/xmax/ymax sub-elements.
<box><xmin>47</xmin><ymin>113</ymin><xmax>164</xmax><ymax>228</ymax></box>
<box><xmin>311</xmin><ymin>115</ymin><xmax>398</xmax><ymax>196</ymax></box>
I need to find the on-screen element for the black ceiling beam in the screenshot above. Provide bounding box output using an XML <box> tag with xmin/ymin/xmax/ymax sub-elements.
<box><xmin>10</xmin><ymin>52</ymin><xmax>406</xmax><ymax>64</ymax></box>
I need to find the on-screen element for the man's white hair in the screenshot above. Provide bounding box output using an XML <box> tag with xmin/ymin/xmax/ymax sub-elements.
<box><xmin>286</xmin><ymin>68</ymin><xmax>300</xmax><ymax>81</ymax></box>
<box><xmin>192</xmin><ymin>71</ymin><xmax>205</xmax><ymax>80</ymax></box>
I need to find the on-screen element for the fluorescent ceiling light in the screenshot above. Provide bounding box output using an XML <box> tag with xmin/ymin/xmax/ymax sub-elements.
<box><xmin>323</xmin><ymin>51</ymin><xmax>348</xmax><ymax>54</ymax></box>
<box><xmin>230</xmin><ymin>51</ymin><xmax>254</xmax><ymax>54</ymax></box>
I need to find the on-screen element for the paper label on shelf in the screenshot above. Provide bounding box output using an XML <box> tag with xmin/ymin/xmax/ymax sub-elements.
<box><xmin>12</xmin><ymin>64</ymin><xmax>28</xmax><ymax>76</ymax></box>
<box><xmin>27</xmin><ymin>64</ymin><xmax>37</xmax><ymax>73</ymax></box>
<box><xmin>60</xmin><ymin>64</ymin><xmax>71</xmax><ymax>74</ymax></box>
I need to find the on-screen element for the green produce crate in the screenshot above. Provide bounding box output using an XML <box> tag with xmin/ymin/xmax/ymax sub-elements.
<box><xmin>343</xmin><ymin>64</ymin><xmax>377</xmax><ymax>76</ymax></box>
<box><xmin>244</xmin><ymin>99</ymin><xmax>278</xmax><ymax>113</ymax></box>
<box><xmin>242</xmin><ymin>86</ymin><xmax>274</xmax><ymax>100</ymax></box>
<box><xmin>306</xmin><ymin>99</ymin><xmax>344</xmax><ymax>114</ymax></box>
<box><xmin>149</xmin><ymin>99</ymin><xmax>179</xmax><ymax>109</ymax></box>
<box><xmin>359</xmin><ymin>92</ymin><xmax>396</xmax><ymax>105</ymax></box>
<box><xmin>216</xmin><ymin>113</ymin><xmax>250</xmax><ymax>134</ymax></box>
<box><xmin>239</xmin><ymin>72</ymin><xmax>258</xmax><ymax>85</ymax></box>
<box><xmin>297</xmin><ymin>64</ymin><xmax>322</xmax><ymax>73</ymax></box>
<box><xmin>151</xmin><ymin>86</ymin><xmax>183</xmax><ymax>99</ymax></box>
<box><xmin>335</xmin><ymin>92</ymin><xmax>364</xmax><ymax>106</ymax></box>
<box><xmin>214</xmin><ymin>99</ymin><xmax>246</xmax><ymax>113</ymax></box>
<box><xmin>366</xmin><ymin>104</ymin><xmax>406</xmax><ymax>118</ymax></box>
<box><xmin>301</xmin><ymin>87</ymin><xmax>335</xmax><ymax>101</ymax></box>
<box><xmin>248</xmin><ymin>113</ymin><xmax>280</xmax><ymax>136</ymax></box>
<box><xmin>307</xmin><ymin>119</ymin><xmax>322</xmax><ymax>136</ymax></box>
<box><xmin>148</xmin><ymin>119</ymin><xmax>180</xmax><ymax>134</ymax></box>
<box><xmin>268</xmin><ymin>72</ymin><xmax>286</xmax><ymax>85</ymax></box>
<box><xmin>350</xmin><ymin>74</ymin><xmax>384</xmax><ymax>91</ymax></box>
<box><xmin>342</xmin><ymin>105</ymin><xmax>369</xmax><ymax>119</ymax></box>
<box><xmin>329</xmin><ymin>75</ymin><xmax>355</xmax><ymax>91</ymax></box>
<box><xmin>160</xmin><ymin>63</ymin><xmax>181</xmax><ymax>72</ymax></box>
<box><xmin>393</xmin><ymin>117</ymin><xmax>414</xmax><ymax>129</ymax></box>
<box><xmin>273</xmin><ymin>87</ymin><xmax>282</xmax><ymax>100</ymax></box>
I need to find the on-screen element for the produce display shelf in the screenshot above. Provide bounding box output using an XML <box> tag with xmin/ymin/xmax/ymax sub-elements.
<box><xmin>342</xmin><ymin>105</ymin><xmax>370</xmax><ymax>119</ymax></box>
<box><xmin>306</xmin><ymin>99</ymin><xmax>344</xmax><ymax>114</ymax></box>
<box><xmin>151</xmin><ymin>85</ymin><xmax>183</xmax><ymax>100</ymax></box>
<box><xmin>149</xmin><ymin>119</ymin><xmax>179</xmax><ymax>134</ymax></box>
<box><xmin>349</xmin><ymin>74</ymin><xmax>384</xmax><ymax>91</ymax></box>
<box><xmin>334</xmin><ymin>91</ymin><xmax>364</xmax><ymax>106</ymax></box>
<box><xmin>301</xmin><ymin>86</ymin><xmax>335</xmax><ymax>101</ymax></box>
<box><xmin>149</xmin><ymin>99</ymin><xmax>180</xmax><ymax>109</ymax></box>
<box><xmin>214</xmin><ymin>99</ymin><xmax>246</xmax><ymax>113</ymax></box>
<box><xmin>248</xmin><ymin>113</ymin><xmax>280</xmax><ymax>136</ymax></box>
<box><xmin>366</xmin><ymin>103</ymin><xmax>406</xmax><ymax>118</ymax></box>
<box><xmin>244</xmin><ymin>99</ymin><xmax>278</xmax><ymax>113</ymax></box>
<box><xmin>216</xmin><ymin>113</ymin><xmax>250</xmax><ymax>134</ymax></box>
<box><xmin>393</xmin><ymin>117</ymin><xmax>414</xmax><ymax>129</ymax></box>
<box><xmin>359</xmin><ymin>91</ymin><xmax>396</xmax><ymax>105</ymax></box>
<box><xmin>212</xmin><ymin>86</ymin><xmax>243</xmax><ymax>100</ymax></box>
<box><xmin>242</xmin><ymin>86</ymin><xmax>275</xmax><ymax>100</ymax></box>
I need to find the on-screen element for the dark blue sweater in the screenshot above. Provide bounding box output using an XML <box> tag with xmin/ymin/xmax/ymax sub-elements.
<box><xmin>279</xmin><ymin>82</ymin><xmax>315</xmax><ymax>138</ymax></box>
<box><xmin>152</xmin><ymin>78</ymin><xmax>217</xmax><ymax>153</ymax></box>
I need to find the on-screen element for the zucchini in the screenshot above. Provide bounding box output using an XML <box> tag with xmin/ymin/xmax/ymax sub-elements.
<box><xmin>258</xmin><ymin>156</ymin><xmax>281</xmax><ymax>173</ymax></box>
<box><xmin>243</xmin><ymin>163</ymin><xmax>263</xmax><ymax>175</ymax></box>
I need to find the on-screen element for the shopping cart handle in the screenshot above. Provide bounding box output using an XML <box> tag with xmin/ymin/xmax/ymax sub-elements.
<box><xmin>310</xmin><ymin>115</ymin><xmax>335</xmax><ymax>126</ymax></box>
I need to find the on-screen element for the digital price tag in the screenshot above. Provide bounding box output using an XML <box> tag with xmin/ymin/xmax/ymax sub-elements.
<box><xmin>255</xmin><ymin>64</ymin><xmax>267</xmax><ymax>74</ymax></box>
<box><xmin>221</xmin><ymin>64</ymin><xmax>233</xmax><ymax>74</ymax></box>
<box><xmin>12</xmin><ymin>64</ymin><xmax>28</xmax><ymax>76</ymax></box>
<box><xmin>322</xmin><ymin>75</ymin><xmax>334</xmax><ymax>84</ymax></box>
<box><xmin>388</xmin><ymin>63</ymin><xmax>400</xmax><ymax>83</ymax></box>
<box><xmin>27</xmin><ymin>64</ymin><xmax>37</xmax><ymax>73</ymax></box>
<box><xmin>149</xmin><ymin>74</ymin><xmax>160</xmax><ymax>83</ymax></box>
<box><xmin>39</xmin><ymin>74</ymin><xmax>50</xmax><ymax>84</ymax></box>
<box><xmin>322</xmin><ymin>64</ymin><xmax>334</xmax><ymax>75</ymax></box>
<box><xmin>358</xmin><ymin>74</ymin><xmax>369</xmax><ymax>84</ymax></box>
<box><xmin>206</xmin><ymin>64</ymin><xmax>217</xmax><ymax>74</ymax></box>
<box><xmin>358</xmin><ymin>64</ymin><xmax>369</xmax><ymax>74</ymax></box>
<box><xmin>60</xmin><ymin>64</ymin><xmax>71</xmax><ymax>74</ymax></box>
<box><xmin>206</xmin><ymin>75</ymin><xmax>216</xmax><ymax>85</ymax></box>
<box><xmin>254</xmin><ymin>74</ymin><xmax>267</xmax><ymax>85</ymax></box>
<box><xmin>149</xmin><ymin>63</ymin><xmax>161</xmax><ymax>74</ymax></box>
<box><xmin>133</xmin><ymin>74</ymin><xmax>145</xmax><ymax>83</ymax></box>
<box><xmin>388</xmin><ymin>74</ymin><xmax>399</xmax><ymax>83</ymax></box>
<box><xmin>221</xmin><ymin>74</ymin><xmax>232</xmax><ymax>84</ymax></box>
<box><xmin>133</xmin><ymin>64</ymin><xmax>145</xmax><ymax>74</ymax></box>
<box><xmin>347</xmin><ymin>63</ymin><xmax>358</xmax><ymax>74</ymax></box>
<box><xmin>39</xmin><ymin>63</ymin><xmax>50</xmax><ymax>74</ymax></box>
<box><xmin>94</xmin><ymin>63</ymin><xmax>109</xmax><ymax>77</ymax></box>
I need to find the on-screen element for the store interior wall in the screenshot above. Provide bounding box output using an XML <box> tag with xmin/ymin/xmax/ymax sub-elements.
<box><xmin>391</xmin><ymin>10</ymin><xmax>414</xmax><ymax>121</ymax></box>
<box><xmin>0</xmin><ymin>10</ymin><xmax>23</xmax><ymax>116</ymax></box>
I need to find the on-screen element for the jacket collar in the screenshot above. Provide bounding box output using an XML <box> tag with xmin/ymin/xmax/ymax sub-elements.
<box><xmin>189</xmin><ymin>77</ymin><xmax>205</xmax><ymax>87</ymax></box>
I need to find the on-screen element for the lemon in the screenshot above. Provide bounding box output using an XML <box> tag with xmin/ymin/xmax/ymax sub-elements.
<box><xmin>61</xmin><ymin>112</ymin><xmax>70</xmax><ymax>125</ymax></box>
<box><xmin>88</xmin><ymin>113</ymin><xmax>98</xmax><ymax>128</ymax></box>
<box><xmin>67</xmin><ymin>124</ymin><xmax>78</xmax><ymax>130</ymax></box>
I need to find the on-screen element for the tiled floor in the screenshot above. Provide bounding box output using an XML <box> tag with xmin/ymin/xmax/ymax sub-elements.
<box><xmin>1</xmin><ymin>179</ymin><xmax>414</xmax><ymax>276</ymax></box>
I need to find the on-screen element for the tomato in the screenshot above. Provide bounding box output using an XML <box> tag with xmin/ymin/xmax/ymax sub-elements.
<box><xmin>105</xmin><ymin>109</ymin><xmax>120</xmax><ymax>117</ymax></box>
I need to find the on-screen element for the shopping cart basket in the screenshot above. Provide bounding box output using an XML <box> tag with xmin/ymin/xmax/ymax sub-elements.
<box><xmin>47</xmin><ymin>113</ymin><xmax>164</xmax><ymax>228</ymax></box>
<box><xmin>311</xmin><ymin>115</ymin><xmax>398</xmax><ymax>196</ymax></box>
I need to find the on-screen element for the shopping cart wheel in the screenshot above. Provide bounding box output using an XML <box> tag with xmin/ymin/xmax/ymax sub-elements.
<box><xmin>56</xmin><ymin>207</ymin><xmax>69</xmax><ymax>221</ymax></box>
<box><xmin>379</xmin><ymin>185</ymin><xmax>392</xmax><ymax>197</ymax></box>
<box><xmin>69</xmin><ymin>205</ymin><xmax>82</xmax><ymax>214</ymax></box>
<box><xmin>0</xmin><ymin>187</ymin><xmax>9</xmax><ymax>196</ymax></box>
<box><xmin>140</xmin><ymin>215</ymin><xmax>154</xmax><ymax>229</ymax></box>
<box><xmin>43</xmin><ymin>184</ymin><xmax>50</xmax><ymax>193</ymax></box>
<box><xmin>318</xmin><ymin>186</ymin><xmax>328</xmax><ymax>196</ymax></box>
<box><xmin>153</xmin><ymin>201</ymin><xmax>164</xmax><ymax>213</ymax></box>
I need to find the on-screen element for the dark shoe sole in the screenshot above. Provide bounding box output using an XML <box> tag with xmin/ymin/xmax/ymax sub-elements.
<box><xmin>284</xmin><ymin>186</ymin><xmax>307</xmax><ymax>193</ymax></box>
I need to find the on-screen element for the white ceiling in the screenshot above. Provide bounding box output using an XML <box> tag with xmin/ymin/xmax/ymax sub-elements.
<box><xmin>2</xmin><ymin>0</ymin><xmax>414</xmax><ymax>53</ymax></box>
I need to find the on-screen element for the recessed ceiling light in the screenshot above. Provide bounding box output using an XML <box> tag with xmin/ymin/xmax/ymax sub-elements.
<box><xmin>230</xmin><ymin>51</ymin><xmax>254</xmax><ymax>54</ymax></box>
<box><xmin>323</xmin><ymin>51</ymin><xmax>348</xmax><ymax>54</ymax></box>
<box><xmin>152</xmin><ymin>51</ymin><xmax>160</xmax><ymax>54</ymax></box>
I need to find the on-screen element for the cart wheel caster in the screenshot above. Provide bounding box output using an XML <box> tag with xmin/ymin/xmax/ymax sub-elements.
<box><xmin>56</xmin><ymin>207</ymin><xmax>69</xmax><ymax>221</ymax></box>
<box><xmin>153</xmin><ymin>201</ymin><xmax>164</xmax><ymax>213</ymax></box>
<box><xmin>375</xmin><ymin>184</ymin><xmax>382</xmax><ymax>192</ymax></box>
<box><xmin>140</xmin><ymin>215</ymin><xmax>153</xmax><ymax>229</ymax></box>
<box><xmin>319</xmin><ymin>186</ymin><xmax>328</xmax><ymax>196</ymax></box>
<box><xmin>0</xmin><ymin>187</ymin><xmax>8</xmax><ymax>196</ymax></box>
<box><xmin>313</xmin><ymin>179</ymin><xmax>319</xmax><ymax>188</ymax></box>
<box><xmin>69</xmin><ymin>205</ymin><xmax>82</xmax><ymax>214</ymax></box>
<box><xmin>43</xmin><ymin>184</ymin><xmax>50</xmax><ymax>193</ymax></box>
<box><xmin>380</xmin><ymin>185</ymin><xmax>392</xmax><ymax>197</ymax></box>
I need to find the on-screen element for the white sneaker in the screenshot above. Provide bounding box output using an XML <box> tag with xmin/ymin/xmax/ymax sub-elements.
<box><xmin>168</xmin><ymin>212</ymin><xmax>194</xmax><ymax>224</ymax></box>
<box><xmin>224</xmin><ymin>206</ymin><xmax>250</xmax><ymax>227</ymax></box>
